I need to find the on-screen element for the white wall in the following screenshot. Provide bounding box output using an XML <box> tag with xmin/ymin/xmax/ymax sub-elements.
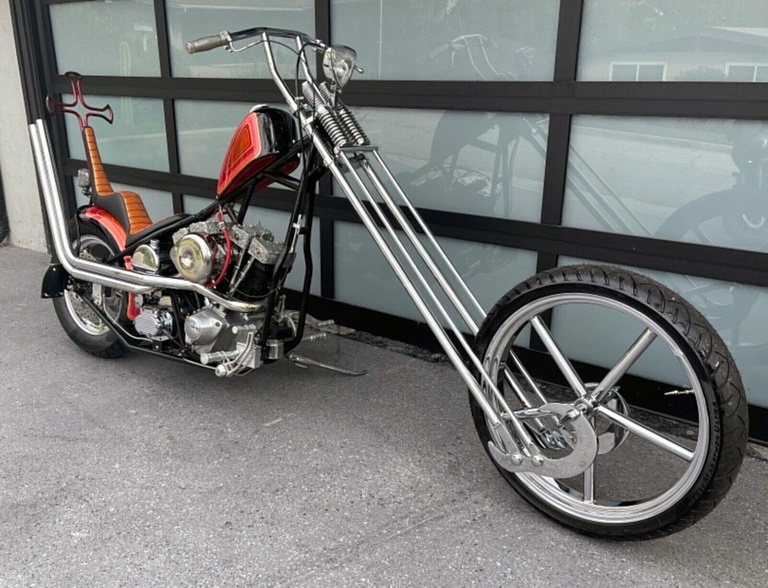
<box><xmin>0</xmin><ymin>0</ymin><xmax>47</xmax><ymax>252</ymax></box>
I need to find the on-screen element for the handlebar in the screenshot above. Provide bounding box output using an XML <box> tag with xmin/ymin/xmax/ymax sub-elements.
<box><xmin>186</xmin><ymin>32</ymin><xmax>230</xmax><ymax>54</ymax></box>
<box><xmin>185</xmin><ymin>27</ymin><xmax>327</xmax><ymax>114</ymax></box>
<box><xmin>185</xmin><ymin>27</ymin><xmax>322</xmax><ymax>55</ymax></box>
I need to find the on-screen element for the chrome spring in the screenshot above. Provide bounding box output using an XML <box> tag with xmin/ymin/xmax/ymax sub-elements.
<box><xmin>335</xmin><ymin>106</ymin><xmax>369</xmax><ymax>146</ymax></box>
<box><xmin>302</xmin><ymin>82</ymin><xmax>348</xmax><ymax>148</ymax></box>
<box><xmin>317</xmin><ymin>109</ymin><xmax>349</xmax><ymax>147</ymax></box>
<box><xmin>319</xmin><ymin>82</ymin><xmax>369</xmax><ymax>146</ymax></box>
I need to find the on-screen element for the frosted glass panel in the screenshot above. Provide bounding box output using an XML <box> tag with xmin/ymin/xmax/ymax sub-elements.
<box><xmin>166</xmin><ymin>1</ymin><xmax>314</xmax><ymax>78</ymax></box>
<box><xmin>557</xmin><ymin>257</ymin><xmax>768</xmax><ymax>408</ymax></box>
<box><xmin>335</xmin><ymin>221</ymin><xmax>537</xmax><ymax>326</ymax></box>
<box><xmin>176</xmin><ymin>101</ymin><xmax>253</xmax><ymax>178</ymax></box>
<box><xmin>332</xmin><ymin>0</ymin><xmax>559</xmax><ymax>80</ymax></box>
<box><xmin>562</xmin><ymin>116</ymin><xmax>768</xmax><ymax>254</ymax></box>
<box><xmin>184</xmin><ymin>195</ymin><xmax>216</xmax><ymax>215</ymax></box>
<box><xmin>183</xmin><ymin>197</ymin><xmax>319</xmax><ymax>296</ymax></box>
<box><xmin>343</xmin><ymin>108</ymin><xmax>546</xmax><ymax>222</ymax></box>
<box><xmin>579</xmin><ymin>0</ymin><xmax>768</xmax><ymax>82</ymax></box>
<box><xmin>50</xmin><ymin>1</ymin><xmax>160</xmax><ymax>76</ymax></box>
<box><xmin>63</xmin><ymin>96</ymin><xmax>168</xmax><ymax>172</ymax></box>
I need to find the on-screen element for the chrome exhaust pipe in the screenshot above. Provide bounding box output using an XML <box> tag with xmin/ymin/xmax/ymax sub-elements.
<box><xmin>29</xmin><ymin>119</ymin><xmax>262</xmax><ymax>313</ymax></box>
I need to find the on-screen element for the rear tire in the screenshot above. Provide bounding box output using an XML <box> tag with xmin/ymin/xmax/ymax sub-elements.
<box><xmin>52</xmin><ymin>220</ymin><xmax>128</xmax><ymax>358</ymax></box>
<box><xmin>471</xmin><ymin>264</ymin><xmax>748</xmax><ymax>539</ymax></box>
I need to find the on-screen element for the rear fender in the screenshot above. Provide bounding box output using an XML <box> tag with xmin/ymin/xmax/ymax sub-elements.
<box><xmin>80</xmin><ymin>206</ymin><xmax>128</xmax><ymax>249</ymax></box>
<box><xmin>76</xmin><ymin>206</ymin><xmax>139</xmax><ymax>319</ymax></box>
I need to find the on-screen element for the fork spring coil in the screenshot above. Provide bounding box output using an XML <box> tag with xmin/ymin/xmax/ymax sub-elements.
<box><xmin>302</xmin><ymin>82</ymin><xmax>348</xmax><ymax>148</ymax></box>
<box><xmin>318</xmin><ymin>83</ymin><xmax>369</xmax><ymax>146</ymax></box>
<box><xmin>336</xmin><ymin>106</ymin><xmax>369</xmax><ymax>146</ymax></box>
<box><xmin>316</xmin><ymin>109</ymin><xmax>348</xmax><ymax>147</ymax></box>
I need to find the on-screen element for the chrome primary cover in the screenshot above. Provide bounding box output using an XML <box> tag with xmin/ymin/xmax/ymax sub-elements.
<box><xmin>185</xmin><ymin>307</ymin><xmax>226</xmax><ymax>345</ymax></box>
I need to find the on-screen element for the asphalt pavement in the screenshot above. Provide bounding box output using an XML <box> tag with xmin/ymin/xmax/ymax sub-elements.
<box><xmin>1</xmin><ymin>244</ymin><xmax>767</xmax><ymax>587</ymax></box>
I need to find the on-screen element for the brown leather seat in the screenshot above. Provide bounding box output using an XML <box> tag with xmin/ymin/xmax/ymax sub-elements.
<box><xmin>82</xmin><ymin>126</ymin><xmax>152</xmax><ymax>236</ymax></box>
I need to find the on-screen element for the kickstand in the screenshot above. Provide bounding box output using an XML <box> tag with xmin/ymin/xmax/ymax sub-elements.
<box><xmin>284</xmin><ymin>315</ymin><xmax>367</xmax><ymax>376</ymax></box>
<box><xmin>286</xmin><ymin>353</ymin><xmax>368</xmax><ymax>376</ymax></box>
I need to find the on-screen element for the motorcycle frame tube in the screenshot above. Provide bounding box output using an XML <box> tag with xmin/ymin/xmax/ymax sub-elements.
<box><xmin>29</xmin><ymin>119</ymin><xmax>263</xmax><ymax>314</ymax></box>
<box><xmin>259</xmin><ymin>147</ymin><xmax>324</xmax><ymax>355</ymax></box>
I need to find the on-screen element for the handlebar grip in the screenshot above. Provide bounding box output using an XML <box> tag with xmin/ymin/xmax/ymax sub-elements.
<box><xmin>186</xmin><ymin>32</ymin><xmax>230</xmax><ymax>54</ymax></box>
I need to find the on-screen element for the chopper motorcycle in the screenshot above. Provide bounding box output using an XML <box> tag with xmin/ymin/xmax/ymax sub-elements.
<box><xmin>29</xmin><ymin>27</ymin><xmax>747</xmax><ymax>539</ymax></box>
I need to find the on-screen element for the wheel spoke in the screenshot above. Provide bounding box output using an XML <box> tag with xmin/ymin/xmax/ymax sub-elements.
<box><xmin>591</xmin><ymin>328</ymin><xmax>657</xmax><ymax>404</ymax></box>
<box><xmin>583</xmin><ymin>463</ymin><xmax>595</xmax><ymax>504</ymax></box>
<box><xmin>507</xmin><ymin>349</ymin><xmax>548</xmax><ymax>406</ymax></box>
<box><xmin>594</xmin><ymin>405</ymin><xmax>694</xmax><ymax>462</ymax></box>
<box><xmin>530</xmin><ymin>315</ymin><xmax>589</xmax><ymax>397</ymax></box>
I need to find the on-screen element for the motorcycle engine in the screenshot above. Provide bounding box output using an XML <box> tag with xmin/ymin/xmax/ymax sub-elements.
<box><xmin>170</xmin><ymin>220</ymin><xmax>284</xmax><ymax>300</ymax></box>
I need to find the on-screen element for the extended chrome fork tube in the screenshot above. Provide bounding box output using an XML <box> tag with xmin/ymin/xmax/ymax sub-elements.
<box><xmin>345</xmin><ymin>153</ymin><xmax>538</xmax><ymax>455</ymax></box>
<box><xmin>366</xmin><ymin>151</ymin><xmax>550</xmax><ymax>418</ymax></box>
<box><xmin>308</xmin><ymin>133</ymin><xmax>538</xmax><ymax>458</ymax></box>
<box><xmin>369</xmin><ymin>151</ymin><xmax>486</xmax><ymax>329</ymax></box>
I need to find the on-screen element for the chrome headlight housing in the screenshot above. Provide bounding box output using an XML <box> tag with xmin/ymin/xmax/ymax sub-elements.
<box><xmin>322</xmin><ymin>45</ymin><xmax>359</xmax><ymax>88</ymax></box>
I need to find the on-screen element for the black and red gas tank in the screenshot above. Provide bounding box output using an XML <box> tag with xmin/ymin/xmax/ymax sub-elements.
<box><xmin>217</xmin><ymin>106</ymin><xmax>300</xmax><ymax>197</ymax></box>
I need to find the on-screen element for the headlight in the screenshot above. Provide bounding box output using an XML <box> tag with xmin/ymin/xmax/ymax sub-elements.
<box><xmin>322</xmin><ymin>45</ymin><xmax>359</xmax><ymax>88</ymax></box>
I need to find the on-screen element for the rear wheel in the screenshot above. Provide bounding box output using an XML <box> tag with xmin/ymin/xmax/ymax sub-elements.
<box><xmin>52</xmin><ymin>220</ymin><xmax>128</xmax><ymax>358</ymax></box>
<box><xmin>471</xmin><ymin>264</ymin><xmax>748</xmax><ymax>539</ymax></box>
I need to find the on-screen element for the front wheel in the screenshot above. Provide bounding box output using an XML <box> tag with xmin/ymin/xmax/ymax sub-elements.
<box><xmin>471</xmin><ymin>265</ymin><xmax>748</xmax><ymax>539</ymax></box>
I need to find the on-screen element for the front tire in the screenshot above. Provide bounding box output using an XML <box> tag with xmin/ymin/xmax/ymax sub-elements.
<box><xmin>471</xmin><ymin>264</ymin><xmax>747</xmax><ymax>539</ymax></box>
<box><xmin>52</xmin><ymin>220</ymin><xmax>128</xmax><ymax>358</ymax></box>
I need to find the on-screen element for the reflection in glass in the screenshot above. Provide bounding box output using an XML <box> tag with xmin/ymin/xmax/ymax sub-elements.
<box><xmin>557</xmin><ymin>257</ymin><xmax>768</xmax><ymax>408</ymax></box>
<box><xmin>63</xmin><ymin>95</ymin><xmax>168</xmax><ymax>172</ymax></box>
<box><xmin>335</xmin><ymin>221</ymin><xmax>537</xmax><ymax>328</ymax></box>
<box><xmin>579</xmin><ymin>0</ymin><xmax>768</xmax><ymax>82</ymax></box>
<box><xmin>342</xmin><ymin>108</ymin><xmax>547</xmax><ymax>222</ymax></box>
<box><xmin>562</xmin><ymin>116</ymin><xmax>768</xmax><ymax>254</ymax></box>
<box><xmin>184</xmin><ymin>196</ymin><xmax>320</xmax><ymax>295</ymax></box>
<box><xmin>331</xmin><ymin>0</ymin><xmax>559</xmax><ymax>80</ymax></box>
<box><xmin>50</xmin><ymin>1</ymin><xmax>160</xmax><ymax>76</ymax></box>
<box><xmin>166</xmin><ymin>0</ymin><xmax>314</xmax><ymax>78</ymax></box>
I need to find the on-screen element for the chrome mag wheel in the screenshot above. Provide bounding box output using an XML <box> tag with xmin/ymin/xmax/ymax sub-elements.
<box><xmin>471</xmin><ymin>265</ymin><xmax>748</xmax><ymax>539</ymax></box>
